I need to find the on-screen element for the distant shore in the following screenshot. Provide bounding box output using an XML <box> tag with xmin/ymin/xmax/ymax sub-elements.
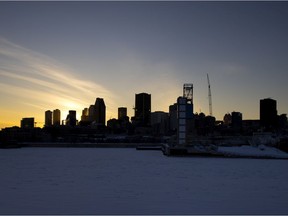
<box><xmin>2</xmin><ymin>141</ymin><xmax>288</xmax><ymax>160</ymax></box>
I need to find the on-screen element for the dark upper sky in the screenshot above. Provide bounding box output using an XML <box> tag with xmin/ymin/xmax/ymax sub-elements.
<box><xmin>0</xmin><ymin>1</ymin><xmax>288</xmax><ymax>127</ymax></box>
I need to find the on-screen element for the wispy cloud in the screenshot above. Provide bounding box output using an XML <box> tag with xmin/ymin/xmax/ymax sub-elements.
<box><xmin>0</xmin><ymin>37</ymin><xmax>116</xmax><ymax>127</ymax></box>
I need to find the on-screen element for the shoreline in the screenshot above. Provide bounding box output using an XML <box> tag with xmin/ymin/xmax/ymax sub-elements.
<box><xmin>1</xmin><ymin>141</ymin><xmax>288</xmax><ymax>160</ymax></box>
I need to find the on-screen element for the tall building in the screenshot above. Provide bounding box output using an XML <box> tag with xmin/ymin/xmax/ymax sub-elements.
<box><xmin>231</xmin><ymin>111</ymin><xmax>242</xmax><ymax>131</ymax></box>
<box><xmin>118</xmin><ymin>107</ymin><xmax>127</xmax><ymax>120</ymax></box>
<box><xmin>45</xmin><ymin>110</ymin><xmax>53</xmax><ymax>127</ymax></box>
<box><xmin>88</xmin><ymin>105</ymin><xmax>96</xmax><ymax>123</ymax></box>
<box><xmin>182</xmin><ymin>84</ymin><xmax>194</xmax><ymax>135</ymax></box>
<box><xmin>278</xmin><ymin>114</ymin><xmax>288</xmax><ymax>129</ymax></box>
<box><xmin>151</xmin><ymin>111</ymin><xmax>169</xmax><ymax>135</ymax></box>
<box><xmin>169</xmin><ymin>103</ymin><xmax>177</xmax><ymax>132</ymax></box>
<box><xmin>95</xmin><ymin>98</ymin><xmax>106</xmax><ymax>126</ymax></box>
<box><xmin>177</xmin><ymin>97</ymin><xmax>187</xmax><ymax>145</ymax></box>
<box><xmin>81</xmin><ymin>108</ymin><xmax>89</xmax><ymax>122</ymax></box>
<box><xmin>53</xmin><ymin>109</ymin><xmax>61</xmax><ymax>126</ymax></box>
<box><xmin>21</xmin><ymin>117</ymin><xmax>34</xmax><ymax>129</ymax></box>
<box><xmin>260</xmin><ymin>98</ymin><xmax>277</xmax><ymax>130</ymax></box>
<box><xmin>134</xmin><ymin>93</ymin><xmax>151</xmax><ymax>126</ymax></box>
<box><xmin>66</xmin><ymin>110</ymin><xmax>77</xmax><ymax>127</ymax></box>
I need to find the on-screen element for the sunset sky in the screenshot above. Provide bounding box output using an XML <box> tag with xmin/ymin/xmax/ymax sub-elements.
<box><xmin>0</xmin><ymin>1</ymin><xmax>288</xmax><ymax>129</ymax></box>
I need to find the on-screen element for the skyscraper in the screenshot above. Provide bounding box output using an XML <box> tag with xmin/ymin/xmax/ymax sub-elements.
<box><xmin>95</xmin><ymin>98</ymin><xmax>106</xmax><ymax>126</ymax></box>
<box><xmin>260</xmin><ymin>98</ymin><xmax>278</xmax><ymax>130</ymax></box>
<box><xmin>88</xmin><ymin>105</ymin><xmax>96</xmax><ymax>123</ymax></box>
<box><xmin>118</xmin><ymin>107</ymin><xmax>127</xmax><ymax>120</ymax></box>
<box><xmin>66</xmin><ymin>110</ymin><xmax>77</xmax><ymax>127</ymax></box>
<box><xmin>45</xmin><ymin>110</ymin><xmax>53</xmax><ymax>127</ymax></box>
<box><xmin>231</xmin><ymin>111</ymin><xmax>242</xmax><ymax>131</ymax></box>
<box><xmin>134</xmin><ymin>93</ymin><xmax>151</xmax><ymax>126</ymax></box>
<box><xmin>53</xmin><ymin>109</ymin><xmax>61</xmax><ymax>126</ymax></box>
<box><xmin>81</xmin><ymin>108</ymin><xmax>89</xmax><ymax>122</ymax></box>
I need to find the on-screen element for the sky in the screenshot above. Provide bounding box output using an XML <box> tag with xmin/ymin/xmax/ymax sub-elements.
<box><xmin>0</xmin><ymin>1</ymin><xmax>288</xmax><ymax>129</ymax></box>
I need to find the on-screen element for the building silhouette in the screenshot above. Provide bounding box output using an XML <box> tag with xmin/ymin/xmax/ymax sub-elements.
<box><xmin>79</xmin><ymin>108</ymin><xmax>90</xmax><ymax>126</ymax></box>
<box><xmin>177</xmin><ymin>97</ymin><xmax>188</xmax><ymax>145</ymax></box>
<box><xmin>66</xmin><ymin>110</ymin><xmax>77</xmax><ymax>127</ymax></box>
<box><xmin>95</xmin><ymin>98</ymin><xmax>106</xmax><ymax>126</ymax></box>
<box><xmin>21</xmin><ymin>117</ymin><xmax>34</xmax><ymax>129</ymax></box>
<box><xmin>278</xmin><ymin>114</ymin><xmax>288</xmax><ymax>129</ymax></box>
<box><xmin>118</xmin><ymin>107</ymin><xmax>127</xmax><ymax>120</ymax></box>
<box><xmin>231</xmin><ymin>111</ymin><xmax>242</xmax><ymax>131</ymax></box>
<box><xmin>151</xmin><ymin>111</ymin><xmax>169</xmax><ymax>136</ymax></box>
<box><xmin>223</xmin><ymin>113</ymin><xmax>232</xmax><ymax>126</ymax></box>
<box><xmin>88</xmin><ymin>105</ymin><xmax>96</xmax><ymax>123</ymax></box>
<box><xmin>260</xmin><ymin>98</ymin><xmax>277</xmax><ymax>130</ymax></box>
<box><xmin>45</xmin><ymin>110</ymin><xmax>53</xmax><ymax>127</ymax></box>
<box><xmin>169</xmin><ymin>103</ymin><xmax>177</xmax><ymax>132</ymax></box>
<box><xmin>133</xmin><ymin>93</ymin><xmax>151</xmax><ymax>126</ymax></box>
<box><xmin>53</xmin><ymin>109</ymin><xmax>61</xmax><ymax>126</ymax></box>
<box><xmin>81</xmin><ymin>108</ymin><xmax>89</xmax><ymax>122</ymax></box>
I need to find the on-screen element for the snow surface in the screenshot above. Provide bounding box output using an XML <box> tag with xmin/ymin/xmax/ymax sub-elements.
<box><xmin>0</xmin><ymin>148</ymin><xmax>288</xmax><ymax>215</ymax></box>
<box><xmin>217</xmin><ymin>145</ymin><xmax>288</xmax><ymax>158</ymax></box>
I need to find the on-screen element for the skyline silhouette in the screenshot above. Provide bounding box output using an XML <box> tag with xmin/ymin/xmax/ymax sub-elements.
<box><xmin>0</xmin><ymin>1</ymin><xmax>288</xmax><ymax>129</ymax></box>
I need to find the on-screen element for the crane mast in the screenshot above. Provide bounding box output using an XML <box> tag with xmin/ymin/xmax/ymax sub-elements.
<box><xmin>207</xmin><ymin>74</ymin><xmax>213</xmax><ymax>116</ymax></box>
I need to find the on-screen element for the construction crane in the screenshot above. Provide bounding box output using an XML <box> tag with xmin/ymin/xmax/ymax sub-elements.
<box><xmin>207</xmin><ymin>74</ymin><xmax>213</xmax><ymax>116</ymax></box>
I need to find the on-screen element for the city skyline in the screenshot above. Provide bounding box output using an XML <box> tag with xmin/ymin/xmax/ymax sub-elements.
<box><xmin>1</xmin><ymin>1</ymin><xmax>288</xmax><ymax>129</ymax></box>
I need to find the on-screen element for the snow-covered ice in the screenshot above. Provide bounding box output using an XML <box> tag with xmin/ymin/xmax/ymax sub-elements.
<box><xmin>217</xmin><ymin>145</ymin><xmax>288</xmax><ymax>158</ymax></box>
<box><xmin>0</xmin><ymin>147</ymin><xmax>288</xmax><ymax>214</ymax></box>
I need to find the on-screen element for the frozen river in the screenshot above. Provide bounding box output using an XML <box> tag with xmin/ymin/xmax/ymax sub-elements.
<box><xmin>0</xmin><ymin>147</ymin><xmax>288</xmax><ymax>214</ymax></box>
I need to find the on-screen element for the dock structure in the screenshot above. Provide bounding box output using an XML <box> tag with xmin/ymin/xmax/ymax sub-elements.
<box><xmin>161</xmin><ymin>143</ymin><xmax>219</xmax><ymax>157</ymax></box>
<box><xmin>163</xmin><ymin>83</ymin><xmax>199</xmax><ymax>156</ymax></box>
<box><xmin>177</xmin><ymin>84</ymin><xmax>194</xmax><ymax>146</ymax></box>
<box><xmin>161</xmin><ymin>141</ymin><xmax>288</xmax><ymax>159</ymax></box>
<box><xmin>177</xmin><ymin>96</ymin><xmax>188</xmax><ymax>146</ymax></box>
<box><xmin>162</xmin><ymin>83</ymin><xmax>248</xmax><ymax>157</ymax></box>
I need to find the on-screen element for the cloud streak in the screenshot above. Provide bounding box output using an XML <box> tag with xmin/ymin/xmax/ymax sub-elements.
<box><xmin>0</xmin><ymin>37</ymin><xmax>116</xmax><ymax>127</ymax></box>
